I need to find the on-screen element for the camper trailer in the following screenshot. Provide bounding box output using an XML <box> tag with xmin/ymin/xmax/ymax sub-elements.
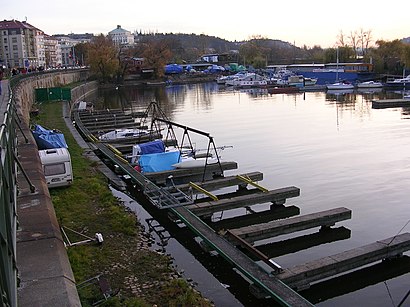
<box><xmin>39</xmin><ymin>148</ymin><xmax>73</xmax><ymax>188</ymax></box>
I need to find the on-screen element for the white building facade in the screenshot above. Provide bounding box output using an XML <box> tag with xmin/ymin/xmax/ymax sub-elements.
<box><xmin>108</xmin><ymin>25</ymin><xmax>134</xmax><ymax>47</ymax></box>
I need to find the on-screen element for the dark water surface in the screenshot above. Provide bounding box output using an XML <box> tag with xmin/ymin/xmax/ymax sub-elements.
<box><xmin>95</xmin><ymin>83</ymin><xmax>410</xmax><ymax>306</ymax></box>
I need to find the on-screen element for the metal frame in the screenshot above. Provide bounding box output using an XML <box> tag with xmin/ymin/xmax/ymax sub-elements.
<box><xmin>0</xmin><ymin>83</ymin><xmax>18</xmax><ymax>307</ymax></box>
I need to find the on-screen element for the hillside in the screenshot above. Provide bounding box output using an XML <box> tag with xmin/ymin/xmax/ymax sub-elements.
<box><xmin>137</xmin><ymin>32</ymin><xmax>307</xmax><ymax>64</ymax></box>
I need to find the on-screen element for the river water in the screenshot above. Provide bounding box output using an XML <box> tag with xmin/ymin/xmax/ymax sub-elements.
<box><xmin>94</xmin><ymin>83</ymin><xmax>410</xmax><ymax>306</ymax></box>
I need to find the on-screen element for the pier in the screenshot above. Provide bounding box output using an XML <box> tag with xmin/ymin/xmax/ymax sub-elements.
<box><xmin>372</xmin><ymin>98</ymin><xmax>410</xmax><ymax>109</ymax></box>
<box><xmin>72</xmin><ymin>104</ymin><xmax>410</xmax><ymax>306</ymax></box>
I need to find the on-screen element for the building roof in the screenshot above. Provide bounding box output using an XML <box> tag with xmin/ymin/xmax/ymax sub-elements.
<box><xmin>0</xmin><ymin>19</ymin><xmax>42</xmax><ymax>32</ymax></box>
<box><xmin>108</xmin><ymin>25</ymin><xmax>130</xmax><ymax>35</ymax></box>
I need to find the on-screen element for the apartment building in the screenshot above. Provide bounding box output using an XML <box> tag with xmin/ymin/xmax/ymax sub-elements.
<box><xmin>0</xmin><ymin>19</ymin><xmax>45</xmax><ymax>69</ymax></box>
<box><xmin>44</xmin><ymin>35</ymin><xmax>61</xmax><ymax>68</ymax></box>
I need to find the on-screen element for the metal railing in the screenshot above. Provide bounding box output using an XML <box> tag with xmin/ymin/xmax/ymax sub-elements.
<box><xmin>0</xmin><ymin>82</ymin><xmax>18</xmax><ymax>307</ymax></box>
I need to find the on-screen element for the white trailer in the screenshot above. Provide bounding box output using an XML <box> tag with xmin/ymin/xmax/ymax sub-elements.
<box><xmin>39</xmin><ymin>148</ymin><xmax>73</xmax><ymax>188</ymax></box>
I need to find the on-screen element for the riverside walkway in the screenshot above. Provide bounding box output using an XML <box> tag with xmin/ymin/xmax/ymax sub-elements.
<box><xmin>0</xmin><ymin>79</ymin><xmax>81</xmax><ymax>306</ymax></box>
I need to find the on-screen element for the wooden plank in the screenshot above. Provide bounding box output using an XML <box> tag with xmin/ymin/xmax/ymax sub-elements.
<box><xmin>211</xmin><ymin>205</ymin><xmax>300</xmax><ymax>231</ymax></box>
<box><xmin>173</xmin><ymin>206</ymin><xmax>314</xmax><ymax>306</ymax></box>
<box><xmin>257</xmin><ymin>227</ymin><xmax>351</xmax><ymax>258</ymax></box>
<box><xmin>144</xmin><ymin>161</ymin><xmax>238</xmax><ymax>185</ymax></box>
<box><xmin>172</xmin><ymin>171</ymin><xmax>264</xmax><ymax>193</ymax></box>
<box><xmin>186</xmin><ymin>186</ymin><xmax>300</xmax><ymax>217</ymax></box>
<box><xmin>372</xmin><ymin>98</ymin><xmax>410</xmax><ymax>109</ymax></box>
<box><xmin>277</xmin><ymin>232</ymin><xmax>410</xmax><ymax>290</ymax></box>
<box><xmin>229</xmin><ymin>207</ymin><xmax>351</xmax><ymax>244</ymax></box>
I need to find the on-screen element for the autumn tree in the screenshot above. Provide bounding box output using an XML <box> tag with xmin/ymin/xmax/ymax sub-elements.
<box><xmin>136</xmin><ymin>38</ymin><xmax>173</xmax><ymax>79</ymax></box>
<box><xmin>73</xmin><ymin>43</ymin><xmax>88</xmax><ymax>66</ymax></box>
<box><xmin>239</xmin><ymin>35</ymin><xmax>270</xmax><ymax>68</ymax></box>
<box><xmin>370</xmin><ymin>39</ymin><xmax>410</xmax><ymax>74</ymax></box>
<box><xmin>87</xmin><ymin>34</ymin><xmax>118</xmax><ymax>82</ymax></box>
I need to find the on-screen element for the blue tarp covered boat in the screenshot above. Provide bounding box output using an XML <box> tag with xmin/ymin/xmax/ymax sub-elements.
<box><xmin>32</xmin><ymin>124</ymin><xmax>68</xmax><ymax>149</ymax></box>
<box><xmin>139</xmin><ymin>151</ymin><xmax>181</xmax><ymax>173</ymax></box>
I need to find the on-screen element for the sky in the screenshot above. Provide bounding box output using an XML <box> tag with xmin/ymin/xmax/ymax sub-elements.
<box><xmin>3</xmin><ymin>0</ymin><xmax>409</xmax><ymax>48</ymax></box>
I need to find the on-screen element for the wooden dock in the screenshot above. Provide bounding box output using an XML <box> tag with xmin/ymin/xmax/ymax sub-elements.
<box><xmin>372</xmin><ymin>98</ymin><xmax>410</xmax><ymax>109</ymax></box>
<box><xmin>173</xmin><ymin>206</ymin><xmax>314</xmax><ymax>306</ymax></box>
<box><xmin>276</xmin><ymin>232</ymin><xmax>410</xmax><ymax>290</ymax></box>
<box><xmin>186</xmin><ymin>186</ymin><xmax>300</xmax><ymax>217</ymax></box>
<box><xmin>228</xmin><ymin>207</ymin><xmax>351</xmax><ymax>244</ymax></box>
<box><xmin>172</xmin><ymin>171</ymin><xmax>264</xmax><ymax>194</ymax></box>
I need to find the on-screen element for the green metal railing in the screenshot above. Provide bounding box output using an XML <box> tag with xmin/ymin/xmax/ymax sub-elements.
<box><xmin>0</xmin><ymin>83</ymin><xmax>18</xmax><ymax>307</ymax></box>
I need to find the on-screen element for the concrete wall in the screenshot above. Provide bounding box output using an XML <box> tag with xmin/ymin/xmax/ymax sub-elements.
<box><xmin>13</xmin><ymin>70</ymin><xmax>91</xmax><ymax>307</ymax></box>
<box><xmin>12</xmin><ymin>70</ymin><xmax>89</xmax><ymax>122</ymax></box>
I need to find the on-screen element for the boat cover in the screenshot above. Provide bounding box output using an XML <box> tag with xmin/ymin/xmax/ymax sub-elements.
<box><xmin>32</xmin><ymin>124</ymin><xmax>68</xmax><ymax>149</ymax></box>
<box><xmin>139</xmin><ymin>140</ymin><xmax>165</xmax><ymax>155</ymax></box>
<box><xmin>165</xmin><ymin>64</ymin><xmax>183</xmax><ymax>74</ymax></box>
<box><xmin>139</xmin><ymin>151</ymin><xmax>181</xmax><ymax>173</ymax></box>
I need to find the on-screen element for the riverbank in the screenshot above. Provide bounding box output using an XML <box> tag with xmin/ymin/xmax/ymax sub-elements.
<box><xmin>33</xmin><ymin>100</ymin><xmax>213</xmax><ymax>306</ymax></box>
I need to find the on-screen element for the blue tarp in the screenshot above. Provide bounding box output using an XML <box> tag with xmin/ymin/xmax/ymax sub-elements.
<box><xmin>32</xmin><ymin>124</ymin><xmax>68</xmax><ymax>149</ymax></box>
<box><xmin>165</xmin><ymin>64</ymin><xmax>183</xmax><ymax>74</ymax></box>
<box><xmin>139</xmin><ymin>151</ymin><xmax>181</xmax><ymax>173</ymax></box>
<box><xmin>139</xmin><ymin>140</ymin><xmax>165</xmax><ymax>155</ymax></box>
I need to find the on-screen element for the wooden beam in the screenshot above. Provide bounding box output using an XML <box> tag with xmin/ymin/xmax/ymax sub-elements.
<box><xmin>277</xmin><ymin>232</ymin><xmax>410</xmax><ymax>290</ymax></box>
<box><xmin>172</xmin><ymin>171</ymin><xmax>264</xmax><ymax>193</ymax></box>
<box><xmin>186</xmin><ymin>186</ymin><xmax>300</xmax><ymax>217</ymax></box>
<box><xmin>229</xmin><ymin>207</ymin><xmax>351</xmax><ymax>244</ymax></box>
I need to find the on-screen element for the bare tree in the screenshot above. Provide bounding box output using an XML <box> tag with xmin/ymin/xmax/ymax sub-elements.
<box><xmin>358</xmin><ymin>28</ymin><xmax>373</xmax><ymax>57</ymax></box>
<box><xmin>337</xmin><ymin>30</ymin><xmax>346</xmax><ymax>47</ymax></box>
<box><xmin>349</xmin><ymin>30</ymin><xmax>358</xmax><ymax>59</ymax></box>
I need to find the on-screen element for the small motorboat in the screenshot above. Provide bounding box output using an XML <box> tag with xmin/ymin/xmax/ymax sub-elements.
<box><xmin>357</xmin><ymin>81</ymin><xmax>383</xmax><ymax>88</ymax></box>
<box><xmin>326</xmin><ymin>81</ymin><xmax>354</xmax><ymax>90</ymax></box>
<box><xmin>99</xmin><ymin>128</ymin><xmax>149</xmax><ymax>141</ymax></box>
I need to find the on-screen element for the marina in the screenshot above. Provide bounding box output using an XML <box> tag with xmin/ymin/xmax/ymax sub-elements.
<box><xmin>71</xmin><ymin>84</ymin><xmax>410</xmax><ymax>306</ymax></box>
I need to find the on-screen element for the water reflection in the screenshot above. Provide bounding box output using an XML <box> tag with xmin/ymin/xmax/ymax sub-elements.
<box><xmin>90</xmin><ymin>83</ymin><xmax>410</xmax><ymax>307</ymax></box>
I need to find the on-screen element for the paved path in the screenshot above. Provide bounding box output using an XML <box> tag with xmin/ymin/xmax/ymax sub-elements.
<box><xmin>0</xmin><ymin>79</ymin><xmax>10</xmax><ymax>119</ymax></box>
<box><xmin>2</xmin><ymin>77</ymin><xmax>81</xmax><ymax>306</ymax></box>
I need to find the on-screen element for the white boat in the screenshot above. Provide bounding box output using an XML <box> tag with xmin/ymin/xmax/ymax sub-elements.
<box><xmin>326</xmin><ymin>82</ymin><xmax>354</xmax><ymax>90</ymax></box>
<box><xmin>385</xmin><ymin>75</ymin><xmax>410</xmax><ymax>88</ymax></box>
<box><xmin>232</xmin><ymin>73</ymin><xmax>268</xmax><ymax>88</ymax></box>
<box><xmin>287</xmin><ymin>75</ymin><xmax>318</xmax><ymax>87</ymax></box>
<box><xmin>99</xmin><ymin>128</ymin><xmax>149</xmax><ymax>141</ymax></box>
<box><xmin>357</xmin><ymin>81</ymin><xmax>383</xmax><ymax>88</ymax></box>
<box><xmin>326</xmin><ymin>47</ymin><xmax>355</xmax><ymax>91</ymax></box>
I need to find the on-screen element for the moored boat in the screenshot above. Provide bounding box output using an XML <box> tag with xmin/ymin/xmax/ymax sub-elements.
<box><xmin>232</xmin><ymin>73</ymin><xmax>268</xmax><ymax>88</ymax></box>
<box><xmin>99</xmin><ymin>128</ymin><xmax>149</xmax><ymax>141</ymax></box>
<box><xmin>357</xmin><ymin>80</ymin><xmax>383</xmax><ymax>88</ymax></box>
<box><xmin>384</xmin><ymin>75</ymin><xmax>410</xmax><ymax>88</ymax></box>
<box><xmin>326</xmin><ymin>81</ymin><xmax>354</xmax><ymax>90</ymax></box>
<box><xmin>287</xmin><ymin>75</ymin><xmax>318</xmax><ymax>87</ymax></box>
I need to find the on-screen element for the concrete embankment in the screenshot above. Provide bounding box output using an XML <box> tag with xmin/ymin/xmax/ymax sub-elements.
<box><xmin>14</xmin><ymin>71</ymin><xmax>92</xmax><ymax>306</ymax></box>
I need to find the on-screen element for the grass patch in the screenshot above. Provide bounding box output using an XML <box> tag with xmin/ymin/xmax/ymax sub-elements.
<box><xmin>32</xmin><ymin>100</ymin><xmax>212</xmax><ymax>306</ymax></box>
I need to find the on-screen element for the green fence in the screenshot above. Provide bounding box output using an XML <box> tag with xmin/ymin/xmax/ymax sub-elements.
<box><xmin>0</xmin><ymin>84</ymin><xmax>18</xmax><ymax>307</ymax></box>
<box><xmin>35</xmin><ymin>87</ymin><xmax>71</xmax><ymax>102</ymax></box>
